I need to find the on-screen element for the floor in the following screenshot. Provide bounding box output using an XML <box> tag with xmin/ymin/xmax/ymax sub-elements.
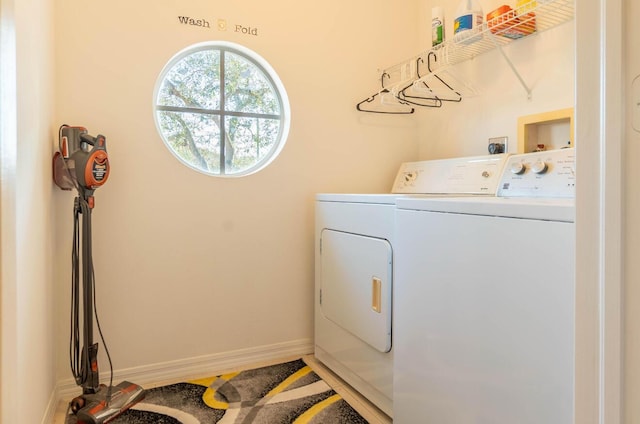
<box><xmin>52</xmin><ymin>353</ymin><xmax>392</xmax><ymax>424</ymax></box>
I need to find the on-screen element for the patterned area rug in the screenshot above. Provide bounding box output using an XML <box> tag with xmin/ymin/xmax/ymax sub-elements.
<box><xmin>65</xmin><ymin>359</ymin><xmax>369</xmax><ymax>423</ymax></box>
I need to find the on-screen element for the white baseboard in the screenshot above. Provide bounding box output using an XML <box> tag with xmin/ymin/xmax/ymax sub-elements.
<box><xmin>42</xmin><ymin>385</ymin><xmax>61</xmax><ymax>424</ymax></box>
<box><xmin>55</xmin><ymin>338</ymin><xmax>313</xmax><ymax>403</ymax></box>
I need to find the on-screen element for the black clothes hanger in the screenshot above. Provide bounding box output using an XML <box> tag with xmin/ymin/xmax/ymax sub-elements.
<box><xmin>356</xmin><ymin>72</ymin><xmax>415</xmax><ymax>114</ymax></box>
<box><xmin>425</xmin><ymin>51</ymin><xmax>463</xmax><ymax>103</ymax></box>
<box><xmin>396</xmin><ymin>57</ymin><xmax>443</xmax><ymax>108</ymax></box>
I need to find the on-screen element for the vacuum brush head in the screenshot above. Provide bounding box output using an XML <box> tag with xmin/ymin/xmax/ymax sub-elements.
<box><xmin>74</xmin><ymin>381</ymin><xmax>145</xmax><ymax>424</ymax></box>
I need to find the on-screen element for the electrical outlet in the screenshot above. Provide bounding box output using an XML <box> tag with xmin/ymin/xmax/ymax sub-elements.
<box><xmin>488</xmin><ymin>136</ymin><xmax>508</xmax><ymax>154</ymax></box>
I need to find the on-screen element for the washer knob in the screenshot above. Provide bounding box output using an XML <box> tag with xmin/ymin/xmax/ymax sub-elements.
<box><xmin>481</xmin><ymin>171</ymin><xmax>490</xmax><ymax>178</ymax></box>
<box><xmin>510</xmin><ymin>162</ymin><xmax>526</xmax><ymax>175</ymax></box>
<box><xmin>531</xmin><ymin>160</ymin><xmax>548</xmax><ymax>174</ymax></box>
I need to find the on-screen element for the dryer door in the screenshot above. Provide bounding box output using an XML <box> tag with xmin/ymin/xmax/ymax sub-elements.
<box><xmin>320</xmin><ymin>229</ymin><xmax>392</xmax><ymax>353</ymax></box>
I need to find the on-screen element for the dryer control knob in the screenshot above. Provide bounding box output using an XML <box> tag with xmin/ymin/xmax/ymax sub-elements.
<box><xmin>510</xmin><ymin>162</ymin><xmax>526</xmax><ymax>175</ymax></box>
<box><xmin>531</xmin><ymin>160</ymin><xmax>549</xmax><ymax>174</ymax></box>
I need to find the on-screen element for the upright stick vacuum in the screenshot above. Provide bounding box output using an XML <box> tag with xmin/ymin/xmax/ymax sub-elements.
<box><xmin>53</xmin><ymin>125</ymin><xmax>145</xmax><ymax>424</ymax></box>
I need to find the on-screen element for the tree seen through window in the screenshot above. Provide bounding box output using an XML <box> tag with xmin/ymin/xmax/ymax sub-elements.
<box><xmin>154</xmin><ymin>42</ymin><xmax>289</xmax><ymax>176</ymax></box>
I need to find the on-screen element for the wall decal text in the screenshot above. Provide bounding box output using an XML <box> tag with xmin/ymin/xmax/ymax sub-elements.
<box><xmin>177</xmin><ymin>16</ymin><xmax>259</xmax><ymax>36</ymax></box>
<box><xmin>177</xmin><ymin>16</ymin><xmax>211</xmax><ymax>28</ymax></box>
<box><xmin>234</xmin><ymin>25</ymin><xmax>258</xmax><ymax>36</ymax></box>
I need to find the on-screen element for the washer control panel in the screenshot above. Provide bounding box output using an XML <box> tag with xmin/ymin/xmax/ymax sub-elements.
<box><xmin>392</xmin><ymin>154</ymin><xmax>510</xmax><ymax>195</ymax></box>
<box><xmin>497</xmin><ymin>148</ymin><xmax>575</xmax><ymax>198</ymax></box>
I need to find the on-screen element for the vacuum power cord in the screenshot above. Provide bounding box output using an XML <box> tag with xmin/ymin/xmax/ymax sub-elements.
<box><xmin>68</xmin><ymin>195</ymin><xmax>115</xmax><ymax>404</ymax></box>
<box><xmin>70</xmin><ymin>198</ymin><xmax>83</xmax><ymax>385</ymax></box>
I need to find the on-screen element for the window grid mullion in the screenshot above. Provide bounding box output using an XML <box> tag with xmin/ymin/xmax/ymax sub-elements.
<box><xmin>155</xmin><ymin>105</ymin><xmax>280</xmax><ymax>121</ymax></box>
<box><xmin>219</xmin><ymin>50</ymin><xmax>226</xmax><ymax>174</ymax></box>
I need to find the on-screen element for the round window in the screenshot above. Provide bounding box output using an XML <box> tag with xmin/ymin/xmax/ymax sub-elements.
<box><xmin>153</xmin><ymin>41</ymin><xmax>290</xmax><ymax>177</ymax></box>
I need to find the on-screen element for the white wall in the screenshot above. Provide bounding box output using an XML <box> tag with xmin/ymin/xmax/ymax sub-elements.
<box><xmin>15</xmin><ymin>0</ymin><xmax>57</xmax><ymax>418</ymax></box>
<box><xmin>414</xmin><ymin>0</ymin><xmax>574</xmax><ymax>158</ymax></box>
<box><xmin>1</xmin><ymin>0</ymin><xmax>56</xmax><ymax>422</ymax></box>
<box><xmin>53</xmin><ymin>0</ymin><xmax>420</xmax><ymax>379</ymax></box>
<box><xmin>0</xmin><ymin>0</ymin><xmax>18</xmax><ymax>421</ymax></box>
<box><xmin>624</xmin><ymin>0</ymin><xmax>640</xmax><ymax>421</ymax></box>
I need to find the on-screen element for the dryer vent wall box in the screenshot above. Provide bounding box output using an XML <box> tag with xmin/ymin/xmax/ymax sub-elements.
<box><xmin>517</xmin><ymin>108</ymin><xmax>574</xmax><ymax>153</ymax></box>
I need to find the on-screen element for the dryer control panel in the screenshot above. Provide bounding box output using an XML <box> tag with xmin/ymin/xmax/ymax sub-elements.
<box><xmin>497</xmin><ymin>148</ymin><xmax>576</xmax><ymax>198</ymax></box>
<box><xmin>392</xmin><ymin>153</ymin><xmax>510</xmax><ymax>195</ymax></box>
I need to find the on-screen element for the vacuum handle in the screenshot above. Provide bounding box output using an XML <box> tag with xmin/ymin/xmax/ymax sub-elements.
<box><xmin>80</xmin><ymin>133</ymin><xmax>107</xmax><ymax>149</ymax></box>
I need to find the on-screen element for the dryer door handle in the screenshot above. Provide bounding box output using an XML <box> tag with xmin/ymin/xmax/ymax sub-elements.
<box><xmin>372</xmin><ymin>277</ymin><xmax>382</xmax><ymax>313</ymax></box>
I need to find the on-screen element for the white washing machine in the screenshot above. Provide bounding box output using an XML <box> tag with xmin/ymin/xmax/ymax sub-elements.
<box><xmin>314</xmin><ymin>154</ymin><xmax>510</xmax><ymax>417</ymax></box>
<box><xmin>393</xmin><ymin>148</ymin><xmax>576</xmax><ymax>424</ymax></box>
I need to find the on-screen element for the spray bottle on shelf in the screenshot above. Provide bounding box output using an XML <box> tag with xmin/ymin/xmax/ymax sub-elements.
<box><xmin>432</xmin><ymin>6</ymin><xmax>445</xmax><ymax>47</ymax></box>
<box><xmin>453</xmin><ymin>0</ymin><xmax>483</xmax><ymax>44</ymax></box>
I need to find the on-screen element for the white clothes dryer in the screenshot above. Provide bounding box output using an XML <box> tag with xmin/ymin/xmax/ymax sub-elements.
<box><xmin>393</xmin><ymin>148</ymin><xmax>576</xmax><ymax>424</ymax></box>
<box><xmin>315</xmin><ymin>154</ymin><xmax>510</xmax><ymax>417</ymax></box>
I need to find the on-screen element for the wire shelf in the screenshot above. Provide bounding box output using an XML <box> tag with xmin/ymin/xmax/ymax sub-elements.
<box><xmin>439</xmin><ymin>0</ymin><xmax>574</xmax><ymax>66</ymax></box>
<box><xmin>357</xmin><ymin>0</ymin><xmax>574</xmax><ymax>113</ymax></box>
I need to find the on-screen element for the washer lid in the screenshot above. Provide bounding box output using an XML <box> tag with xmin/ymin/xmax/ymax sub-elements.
<box><xmin>395</xmin><ymin>196</ymin><xmax>575</xmax><ymax>222</ymax></box>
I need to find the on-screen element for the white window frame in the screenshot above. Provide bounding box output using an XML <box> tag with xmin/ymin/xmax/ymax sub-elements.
<box><xmin>153</xmin><ymin>41</ymin><xmax>290</xmax><ymax>177</ymax></box>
